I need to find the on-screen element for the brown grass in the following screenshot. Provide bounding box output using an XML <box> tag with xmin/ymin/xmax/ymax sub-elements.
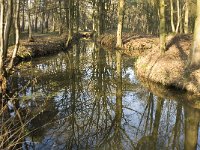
<box><xmin>135</xmin><ymin>34</ymin><xmax>200</xmax><ymax>95</ymax></box>
<box><xmin>99</xmin><ymin>32</ymin><xmax>200</xmax><ymax>94</ymax></box>
<box><xmin>7</xmin><ymin>33</ymin><xmax>67</xmax><ymax>61</ymax></box>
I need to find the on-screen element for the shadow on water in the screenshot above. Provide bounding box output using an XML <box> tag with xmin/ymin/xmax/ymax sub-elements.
<box><xmin>1</xmin><ymin>40</ymin><xmax>200</xmax><ymax>149</ymax></box>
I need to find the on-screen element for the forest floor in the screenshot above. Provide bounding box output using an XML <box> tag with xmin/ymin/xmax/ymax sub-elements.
<box><xmin>7</xmin><ymin>32</ymin><xmax>92</xmax><ymax>64</ymax></box>
<box><xmin>8</xmin><ymin>32</ymin><xmax>67</xmax><ymax>62</ymax></box>
<box><xmin>98</xmin><ymin>32</ymin><xmax>200</xmax><ymax>95</ymax></box>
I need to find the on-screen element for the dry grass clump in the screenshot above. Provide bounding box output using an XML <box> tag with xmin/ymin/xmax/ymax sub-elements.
<box><xmin>98</xmin><ymin>32</ymin><xmax>159</xmax><ymax>51</ymax></box>
<box><xmin>99</xmin><ymin>32</ymin><xmax>200</xmax><ymax>94</ymax></box>
<box><xmin>7</xmin><ymin>34</ymin><xmax>67</xmax><ymax>62</ymax></box>
<box><xmin>135</xmin><ymin>34</ymin><xmax>200</xmax><ymax>94</ymax></box>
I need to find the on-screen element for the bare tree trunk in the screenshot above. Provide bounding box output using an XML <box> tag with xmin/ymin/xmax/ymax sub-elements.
<box><xmin>34</xmin><ymin>12</ymin><xmax>38</xmax><ymax>32</ymax></box>
<box><xmin>4</xmin><ymin>0</ymin><xmax>13</xmax><ymax>57</ymax></box>
<box><xmin>97</xmin><ymin>0</ymin><xmax>104</xmax><ymax>35</ymax></box>
<box><xmin>21</xmin><ymin>0</ymin><xmax>25</xmax><ymax>32</ymax></box>
<box><xmin>66</xmin><ymin>0</ymin><xmax>74</xmax><ymax>46</ymax></box>
<box><xmin>45</xmin><ymin>13</ymin><xmax>49</xmax><ymax>33</ymax></box>
<box><xmin>170</xmin><ymin>0</ymin><xmax>175</xmax><ymax>32</ymax></box>
<box><xmin>0</xmin><ymin>0</ymin><xmax>5</xmax><ymax>75</ymax></box>
<box><xmin>187</xmin><ymin>0</ymin><xmax>200</xmax><ymax>67</ymax></box>
<box><xmin>27</xmin><ymin>0</ymin><xmax>33</xmax><ymax>41</ymax></box>
<box><xmin>184</xmin><ymin>0</ymin><xmax>189</xmax><ymax>33</ymax></box>
<box><xmin>175</xmin><ymin>0</ymin><xmax>180</xmax><ymax>33</ymax></box>
<box><xmin>52</xmin><ymin>14</ymin><xmax>56</xmax><ymax>32</ymax></box>
<box><xmin>9</xmin><ymin>0</ymin><xmax>20</xmax><ymax>69</ymax></box>
<box><xmin>58</xmin><ymin>0</ymin><xmax>63</xmax><ymax>35</ymax></box>
<box><xmin>76</xmin><ymin>0</ymin><xmax>80</xmax><ymax>33</ymax></box>
<box><xmin>159</xmin><ymin>0</ymin><xmax>166</xmax><ymax>53</ymax></box>
<box><xmin>116</xmin><ymin>0</ymin><xmax>125</xmax><ymax>48</ymax></box>
<box><xmin>64</xmin><ymin>0</ymin><xmax>69</xmax><ymax>30</ymax></box>
<box><xmin>92</xmin><ymin>0</ymin><xmax>96</xmax><ymax>32</ymax></box>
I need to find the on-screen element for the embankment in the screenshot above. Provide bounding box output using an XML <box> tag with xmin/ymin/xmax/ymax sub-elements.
<box><xmin>8</xmin><ymin>32</ymin><xmax>92</xmax><ymax>64</ymax></box>
<box><xmin>98</xmin><ymin>32</ymin><xmax>200</xmax><ymax>95</ymax></box>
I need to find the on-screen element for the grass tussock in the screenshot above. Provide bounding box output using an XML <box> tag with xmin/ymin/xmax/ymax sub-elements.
<box><xmin>99</xmin><ymin>32</ymin><xmax>200</xmax><ymax>94</ymax></box>
<box><xmin>8</xmin><ymin>34</ymin><xmax>67</xmax><ymax>61</ymax></box>
<box><xmin>135</xmin><ymin>34</ymin><xmax>200</xmax><ymax>95</ymax></box>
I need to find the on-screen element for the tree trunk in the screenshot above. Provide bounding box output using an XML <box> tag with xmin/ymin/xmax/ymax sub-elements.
<box><xmin>52</xmin><ymin>14</ymin><xmax>56</xmax><ymax>32</ymax></box>
<box><xmin>21</xmin><ymin>0</ymin><xmax>25</xmax><ymax>32</ymax></box>
<box><xmin>187</xmin><ymin>0</ymin><xmax>200</xmax><ymax>67</ymax></box>
<box><xmin>184</xmin><ymin>0</ymin><xmax>189</xmax><ymax>33</ymax></box>
<box><xmin>159</xmin><ymin>0</ymin><xmax>166</xmax><ymax>53</ymax></box>
<box><xmin>92</xmin><ymin>0</ymin><xmax>96</xmax><ymax>32</ymax></box>
<box><xmin>76</xmin><ymin>0</ymin><xmax>80</xmax><ymax>33</ymax></box>
<box><xmin>34</xmin><ymin>12</ymin><xmax>38</xmax><ymax>32</ymax></box>
<box><xmin>41</xmin><ymin>12</ymin><xmax>44</xmax><ymax>34</ymax></box>
<box><xmin>0</xmin><ymin>0</ymin><xmax>5</xmax><ymax>75</ymax></box>
<box><xmin>58</xmin><ymin>0</ymin><xmax>63</xmax><ymax>35</ymax></box>
<box><xmin>66</xmin><ymin>0</ymin><xmax>74</xmax><ymax>46</ymax></box>
<box><xmin>170</xmin><ymin>0</ymin><xmax>175</xmax><ymax>32</ymax></box>
<box><xmin>28</xmin><ymin>10</ymin><xmax>33</xmax><ymax>40</ymax></box>
<box><xmin>175</xmin><ymin>0</ymin><xmax>180</xmax><ymax>33</ymax></box>
<box><xmin>97</xmin><ymin>0</ymin><xmax>104</xmax><ymax>35</ymax></box>
<box><xmin>4</xmin><ymin>0</ymin><xmax>13</xmax><ymax>57</ymax></box>
<box><xmin>116</xmin><ymin>0</ymin><xmax>125</xmax><ymax>48</ymax></box>
<box><xmin>9</xmin><ymin>0</ymin><xmax>20</xmax><ymax>69</ymax></box>
<box><xmin>64</xmin><ymin>0</ymin><xmax>69</xmax><ymax>30</ymax></box>
<box><xmin>27</xmin><ymin>0</ymin><xmax>33</xmax><ymax>41</ymax></box>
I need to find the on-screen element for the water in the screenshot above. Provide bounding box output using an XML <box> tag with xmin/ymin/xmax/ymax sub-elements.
<box><xmin>5</xmin><ymin>40</ymin><xmax>200</xmax><ymax>149</ymax></box>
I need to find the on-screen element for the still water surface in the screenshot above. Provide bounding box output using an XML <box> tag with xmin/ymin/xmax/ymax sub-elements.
<box><xmin>9</xmin><ymin>40</ymin><xmax>200</xmax><ymax>149</ymax></box>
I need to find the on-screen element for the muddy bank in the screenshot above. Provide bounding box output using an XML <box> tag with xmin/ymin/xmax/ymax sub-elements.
<box><xmin>98</xmin><ymin>32</ymin><xmax>200</xmax><ymax>94</ymax></box>
<box><xmin>7</xmin><ymin>32</ymin><xmax>90</xmax><ymax>64</ymax></box>
<box><xmin>134</xmin><ymin>34</ymin><xmax>200</xmax><ymax>95</ymax></box>
<box><xmin>97</xmin><ymin>32</ymin><xmax>159</xmax><ymax>56</ymax></box>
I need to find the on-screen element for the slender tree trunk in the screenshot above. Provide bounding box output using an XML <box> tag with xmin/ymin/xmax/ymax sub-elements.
<box><xmin>170</xmin><ymin>0</ymin><xmax>175</xmax><ymax>32</ymax></box>
<box><xmin>28</xmin><ymin>10</ymin><xmax>33</xmax><ymax>40</ymax></box>
<box><xmin>9</xmin><ymin>0</ymin><xmax>20</xmax><ymax>69</ymax></box>
<box><xmin>58</xmin><ymin>0</ymin><xmax>63</xmax><ymax>35</ymax></box>
<box><xmin>159</xmin><ymin>0</ymin><xmax>166</xmax><ymax>53</ymax></box>
<box><xmin>92</xmin><ymin>0</ymin><xmax>96</xmax><ymax>32</ymax></box>
<box><xmin>64</xmin><ymin>0</ymin><xmax>69</xmax><ymax>30</ymax></box>
<box><xmin>27</xmin><ymin>0</ymin><xmax>33</xmax><ymax>41</ymax></box>
<box><xmin>76</xmin><ymin>0</ymin><xmax>80</xmax><ymax>33</ymax></box>
<box><xmin>4</xmin><ymin>0</ymin><xmax>13</xmax><ymax>57</ymax></box>
<box><xmin>66</xmin><ymin>0</ymin><xmax>74</xmax><ymax>46</ymax></box>
<box><xmin>0</xmin><ymin>0</ymin><xmax>5</xmax><ymax>75</ymax></box>
<box><xmin>184</xmin><ymin>0</ymin><xmax>189</xmax><ymax>33</ymax></box>
<box><xmin>97</xmin><ymin>0</ymin><xmax>104</xmax><ymax>35</ymax></box>
<box><xmin>21</xmin><ymin>0</ymin><xmax>25</xmax><ymax>32</ymax></box>
<box><xmin>45</xmin><ymin>13</ymin><xmax>49</xmax><ymax>33</ymax></box>
<box><xmin>52</xmin><ymin>14</ymin><xmax>56</xmax><ymax>32</ymax></box>
<box><xmin>34</xmin><ymin>12</ymin><xmax>38</xmax><ymax>32</ymax></box>
<box><xmin>175</xmin><ymin>0</ymin><xmax>180</xmax><ymax>33</ymax></box>
<box><xmin>116</xmin><ymin>0</ymin><xmax>125</xmax><ymax>48</ymax></box>
<box><xmin>41</xmin><ymin>12</ymin><xmax>44</xmax><ymax>34</ymax></box>
<box><xmin>187</xmin><ymin>0</ymin><xmax>200</xmax><ymax>67</ymax></box>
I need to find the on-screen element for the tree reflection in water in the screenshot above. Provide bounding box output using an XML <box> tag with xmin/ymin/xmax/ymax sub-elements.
<box><xmin>2</xmin><ymin>40</ymin><xmax>200</xmax><ymax>150</ymax></box>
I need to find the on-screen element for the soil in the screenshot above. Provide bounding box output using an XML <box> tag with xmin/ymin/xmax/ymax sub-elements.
<box><xmin>7</xmin><ymin>32</ymin><xmax>91</xmax><ymax>65</ymax></box>
<box><xmin>98</xmin><ymin>32</ymin><xmax>200</xmax><ymax>95</ymax></box>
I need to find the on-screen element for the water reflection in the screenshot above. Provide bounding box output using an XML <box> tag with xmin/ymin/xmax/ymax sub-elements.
<box><xmin>4</xmin><ymin>40</ymin><xmax>200</xmax><ymax>149</ymax></box>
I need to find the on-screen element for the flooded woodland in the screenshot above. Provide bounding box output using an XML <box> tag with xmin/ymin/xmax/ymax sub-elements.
<box><xmin>1</xmin><ymin>40</ymin><xmax>200</xmax><ymax>149</ymax></box>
